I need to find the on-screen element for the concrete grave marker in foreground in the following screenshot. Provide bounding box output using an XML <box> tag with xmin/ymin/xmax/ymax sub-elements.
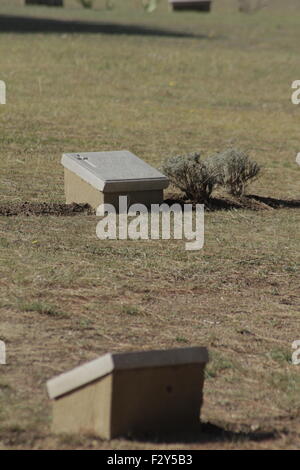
<box><xmin>47</xmin><ymin>347</ymin><xmax>209</xmax><ymax>439</ymax></box>
<box><xmin>62</xmin><ymin>151</ymin><xmax>169</xmax><ymax>210</ymax></box>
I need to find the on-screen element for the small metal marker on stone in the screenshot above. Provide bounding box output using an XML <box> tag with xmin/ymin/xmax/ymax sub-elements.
<box><xmin>46</xmin><ymin>347</ymin><xmax>209</xmax><ymax>439</ymax></box>
<box><xmin>61</xmin><ymin>150</ymin><xmax>169</xmax><ymax>211</ymax></box>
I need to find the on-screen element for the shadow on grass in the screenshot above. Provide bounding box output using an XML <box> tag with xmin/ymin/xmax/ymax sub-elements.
<box><xmin>0</xmin><ymin>14</ymin><xmax>214</xmax><ymax>38</ymax></box>
<box><xmin>164</xmin><ymin>194</ymin><xmax>300</xmax><ymax>211</ymax></box>
<box><xmin>128</xmin><ymin>421</ymin><xmax>278</xmax><ymax>445</ymax></box>
<box><xmin>0</xmin><ymin>421</ymin><xmax>278</xmax><ymax>448</ymax></box>
<box><xmin>246</xmin><ymin>194</ymin><xmax>300</xmax><ymax>209</ymax></box>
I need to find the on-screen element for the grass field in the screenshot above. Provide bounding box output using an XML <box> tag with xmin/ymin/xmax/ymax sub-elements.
<box><xmin>0</xmin><ymin>0</ymin><xmax>299</xmax><ymax>450</ymax></box>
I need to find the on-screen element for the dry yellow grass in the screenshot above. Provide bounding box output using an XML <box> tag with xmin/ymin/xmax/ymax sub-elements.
<box><xmin>0</xmin><ymin>0</ymin><xmax>299</xmax><ymax>450</ymax></box>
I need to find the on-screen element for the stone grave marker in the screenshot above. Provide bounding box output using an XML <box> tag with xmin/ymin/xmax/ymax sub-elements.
<box><xmin>47</xmin><ymin>347</ymin><xmax>209</xmax><ymax>439</ymax></box>
<box><xmin>61</xmin><ymin>150</ymin><xmax>169</xmax><ymax>210</ymax></box>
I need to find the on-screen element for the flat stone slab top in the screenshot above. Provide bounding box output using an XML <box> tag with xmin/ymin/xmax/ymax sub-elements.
<box><xmin>61</xmin><ymin>151</ymin><xmax>169</xmax><ymax>194</ymax></box>
<box><xmin>47</xmin><ymin>347</ymin><xmax>209</xmax><ymax>400</ymax></box>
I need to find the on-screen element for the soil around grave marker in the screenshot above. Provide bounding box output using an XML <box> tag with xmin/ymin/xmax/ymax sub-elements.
<box><xmin>0</xmin><ymin>195</ymin><xmax>299</xmax><ymax>216</ymax></box>
<box><xmin>0</xmin><ymin>202</ymin><xmax>95</xmax><ymax>217</ymax></box>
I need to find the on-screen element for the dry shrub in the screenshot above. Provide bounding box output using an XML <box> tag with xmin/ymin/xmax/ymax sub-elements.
<box><xmin>206</xmin><ymin>148</ymin><xmax>261</xmax><ymax>196</ymax></box>
<box><xmin>162</xmin><ymin>152</ymin><xmax>215</xmax><ymax>202</ymax></box>
<box><xmin>162</xmin><ymin>149</ymin><xmax>261</xmax><ymax>200</ymax></box>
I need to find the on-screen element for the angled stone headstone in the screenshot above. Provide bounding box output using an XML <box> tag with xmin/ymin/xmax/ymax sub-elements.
<box><xmin>47</xmin><ymin>347</ymin><xmax>209</xmax><ymax>439</ymax></box>
<box><xmin>61</xmin><ymin>150</ymin><xmax>169</xmax><ymax>210</ymax></box>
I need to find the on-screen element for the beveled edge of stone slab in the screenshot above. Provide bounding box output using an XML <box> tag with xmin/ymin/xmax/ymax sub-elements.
<box><xmin>61</xmin><ymin>150</ymin><xmax>169</xmax><ymax>193</ymax></box>
<box><xmin>46</xmin><ymin>347</ymin><xmax>209</xmax><ymax>400</ymax></box>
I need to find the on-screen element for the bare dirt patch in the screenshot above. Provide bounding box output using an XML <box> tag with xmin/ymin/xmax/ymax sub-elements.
<box><xmin>0</xmin><ymin>202</ymin><xmax>94</xmax><ymax>217</ymax></box>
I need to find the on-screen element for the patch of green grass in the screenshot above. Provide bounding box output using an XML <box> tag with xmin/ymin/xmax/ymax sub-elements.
<box><xmin>58</xmin><ymin>433</ymin><xmax>87</xmax><ymax>447</ymax></box>
<box><xmin>121</xmin><ymin>305</ymin><xmax>140</xmax><ymax>316</ymax></box>
<box><xmin>75</xmin><ymin>318</ymin><xmax>94</xmax><ymax>329</ymax></box>
<box><xmin>0</xmin><ymin>238</ymin><xmax>10</xmax><ymax>248</ymax></box>
<box><xmin>19</xmin><ymin>302</ymin><xmax>70</xmax><ymax>319</ymax></box>
<box><xmin>205</xmin><ymin>351</ymin><xmax>235</xmax><ymax>379</ymax></box>
<box><xmin>268</xmin><ymin>371</ymin><xmax>300</xmax><ymax>412</ymax></box>
<box><xmin>0</xmin><ymin>383</ymin><xmax>12</xmax><ymax>392</ymax></box>
<box><xmin>268</xmin><ymin>371</ymin><xmax>300</xmax><ymax>393</ymax></box>
<box><xmin>267</xmin><ymin>348</ymin><xmax>292</xmax><ymax>364</ymax></box>
<box><xmin>175</xmin><ymin>336</ymin><xmax>189</xmax><ymax>343</ymax></box>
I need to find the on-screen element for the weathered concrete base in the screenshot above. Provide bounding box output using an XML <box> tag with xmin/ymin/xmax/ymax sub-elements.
<box><xmin>52</xmin><ymin>375</ymin><xmax>112</xmax><ymax>438</ymax></box>
<box><xmin>25</xmin><ymin>0</ymin><xmax>63</xmax><ymax>5</ymax></box>
<box><xmin>64</xmin><ymin>168</ymin><xmax>164</xmax><ymax>210</ymax></box>
<box><xmin>51</xmin><ymin>364</ymin><xmax>205</xmax><ymax>439</ymax></box>
<box><xmin>110</xmin><ymin>364</ymin><xmax>205</xmax><ymax>438</ymax></box>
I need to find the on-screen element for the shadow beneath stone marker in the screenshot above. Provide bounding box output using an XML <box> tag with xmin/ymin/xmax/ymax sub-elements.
<box><xmin>164</xmin><ymin>194</ymin><xmax>300</xmax><ymax>211</ymax></box>
<box><xmin>246</xmin><ymin>194</ymin><xmax>300</xmax><ymax>209</ymax></box>
<box><xmin>128</xmin><ymin>421</ymin><xmax>278</xmax><ymax>445</ymax></box>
